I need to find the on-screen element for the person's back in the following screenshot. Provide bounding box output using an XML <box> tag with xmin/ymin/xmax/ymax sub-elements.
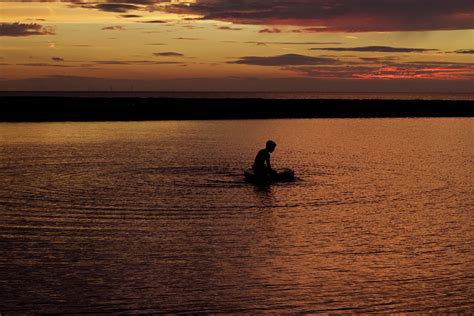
<box><xmin>252</xmin><ymin>140</ymin><xmax>277</xmax><ymax>177</ymax></box>
<box><xmin>253</xmin><ymin>148</ymin><xmax>269</xmax><ymax>170</ymax></box>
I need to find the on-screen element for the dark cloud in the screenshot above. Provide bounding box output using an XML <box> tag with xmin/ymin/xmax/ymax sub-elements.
<box><xmin>292</xmin><ymin>27</ymin><xmax>330</xmax><ymax>33</ymax></box>
<box><xmin>70</xmin><ymin>1</ymin><xmax>168</xmax><ymax>15</ymax></box>
<box><xmin>312</xmin><ymin>46</ymin><xmax>436</xmax><ymax>53</ymax></box>
<box><xmin>154</xmin><ymin>52</ymin><xmax>184</xmax><ymax>57</ymax></box>
<box><xmin>217</xmin><ymin>26</ymin><xmax>242</xmax><ymax>31</ymax></box>
<box><xmin>258</xmin><ymin>28</ymin><xmax>282</xmax><ymax>33</ymax></box>
<box><xmin>108</xmin><ymin>0</ymin><xmax>158</xmax><ymax>4</ymax></box>
<box><xmin>0</xmin><ymin>22</ymin><xmax>55</xmax><ymax>37</ymax></box>
<box><xmin>285</xmin><ymin>66</ymin><xmax>376</xmax><ymax>79</ymax></box>
<box><xmin>121</xmin><ymin>14</ymin><xmax>142</xmax><ymax>18</ymax></box>
<box><xmin>52</xmin><ymin>57</ymin><xmax>64</xmax><ymax>62</ymax></box>
<box><xmin>403</xmin><ymin>61</ymin><xmax>474</xmax><ymax>67</ymax></box>
<box><xmin>455</xmin><ymin>49</ymin><xmax>474</xmax><ymax>54</ymax></box>
<box><xmin>87</xmin><ymin>3</ymin><xmax>140</xmax><ymax>13</ymax></box>
<box><xmin>120</xmin><ymin>0</ymin><xmax>157</xmax><ymax>3</ymax></box>
<box><xmin>16</xmin><ymin>63</ymin><xmax>72</xmax><ymax>68</ymax></box>
<box><xmin>359</xmin><ymin>57</ymin><xmax>400</xmax><ymax>63</ymax></box>
<box><xmin>246</xmin><ymin>41</ymin><xmax>341</xmax><ymax>46</ymax></box>
<box><xmin>160</xmin><ymin>0</ymin><xmax>474</xmax><ymax>32</ymax></box>
<box><xmin>229</xmin><ymin>54</ymin><xmax>338</xmax><ymax>66</ymax></box>
<box><xmin>181</xmin><ymin>25</ymin><xmax>204</xmax><ymax>30</ymax></box>
<box><xmin>101</xmin><ymin>25</ymin><xmax>125</xmax><ymax>31</ymax></box>
<box><xmin>94</xmin><ymin>60</ymin><xmax>183</xmax><ymax>65</ymax></box>
<box><xmin>174</xmin><ymin>37</ymin><xmax>201</xmax><ymax>40</ymax></box>
<box><xmin>146</xmin><ymin>42</ymin><xmax>166</xmax><ymax>45</ymax></box>
<box><xmin>93</xmin><ymin>60</ymin><xmax>130</xmax><ymax>65</ymax></box>
<box><xmin>28</xmin><ymin>0</ymin><xmax>474</xmax><ymax>32</ymax></box>
<box><xmin>140</xmin><ymin>20</ymin><xmax>167</xmax><ymax>23</ymax></box>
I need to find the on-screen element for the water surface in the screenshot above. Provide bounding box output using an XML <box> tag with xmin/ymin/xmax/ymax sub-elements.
<box><xmin>0</xmin><ymin>119</ymin><xmax>473</xmax><ymax>313</ymax></box>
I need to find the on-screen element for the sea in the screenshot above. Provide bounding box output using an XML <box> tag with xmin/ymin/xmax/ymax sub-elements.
<box><xmin>0</xmin><ymin>118</ymin><xmax>473</xmax><ymax>313</ymax></box>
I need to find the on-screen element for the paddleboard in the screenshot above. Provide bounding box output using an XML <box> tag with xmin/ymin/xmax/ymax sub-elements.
<box><xmin>244</xmin><ymin>168</ymin><xmax>295</xmax><ymax>183</ymax></box>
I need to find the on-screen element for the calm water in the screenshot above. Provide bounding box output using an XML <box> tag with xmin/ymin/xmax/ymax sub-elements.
<box><xmin>0</xmin><ymin>119</ymin><xmax>473</xmax><ymax>313</ymax></box>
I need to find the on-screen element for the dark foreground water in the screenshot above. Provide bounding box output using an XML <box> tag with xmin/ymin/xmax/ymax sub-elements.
<box><xmin>0</xmin><ymin>119</ymin><xmax>473</xmax><ymax>313</ymax></box>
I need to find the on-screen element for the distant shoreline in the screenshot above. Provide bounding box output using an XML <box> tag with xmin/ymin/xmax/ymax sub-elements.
<box><xmin>1</xmin><ymin>96</ymin><xmax>473</xmax><ymax>122</ymax></box>
<box><xmin>1</xmin><ymin>91</ymin><xmax>473</xmax><ymax>101</ymax></box>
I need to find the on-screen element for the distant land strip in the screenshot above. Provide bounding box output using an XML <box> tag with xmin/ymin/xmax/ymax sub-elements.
<box><xmin>0</xmin><ymin>97</ymin><xmax>473</xmax><ymax>122</ymax></box>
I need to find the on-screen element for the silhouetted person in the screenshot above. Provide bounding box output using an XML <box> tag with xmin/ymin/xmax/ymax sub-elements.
<box><xmin>253</xmin><ymin>140</ymin><xmax>277</xmax><ymax>179</ymax></box>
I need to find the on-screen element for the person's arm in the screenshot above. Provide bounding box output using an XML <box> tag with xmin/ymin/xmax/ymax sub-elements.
<box><xmin>266</xmin><ymin>155</ymin><xmax>272</xmax><ymax>170</ymax></box>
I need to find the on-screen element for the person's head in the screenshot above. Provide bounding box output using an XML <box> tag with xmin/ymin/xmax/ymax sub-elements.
<box><xmin>266</xmin><ymin>140</ymin><xmax>277</xmax><ymax>153</ymax></box>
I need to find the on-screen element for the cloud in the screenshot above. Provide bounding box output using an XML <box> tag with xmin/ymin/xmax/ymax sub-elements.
<box><xmin>312</xmin><ymin>46</ymin><xmax>436</xmax><ymax>53</ymax></box>
<box><xmin>292</xmin><ymin>27</ymin><xmax>329</xmax><ymax>33</ymax></box>
<box><xmin>245</xmin><ymin>41</ymin><xmax>341</xmax><ymax>46</ymax></box>
<box><xmin>229</xmin><ymin>54</ymin><xmax>338</xmax><ymax>66</ymax></box>
<box><xmin>359</xmin><ymin>57</ymin><xmax>400</xmax><ymax>63</ymax></box>
<box><xmin>404</xmin><ymin>61</ymin><xmax>474</xmax><ymax>67</ymax></box>
<box><xmin>121</xmin><ymin>14</ymin><xmax>142</xmax><ymax>18</ymax></box>
<box><xmin>455</xmin><ymin>49</ymin><xmax>474</xmax><ymax>54</ymax></box>
<box><xmin>140</xmin><ymin>20</ymin><xmax>167</xmax><ymax>24</ymax></box>
<box><xmin>358</xmin><ymin>63</ymin><xmax>474</xmax><ymax>80</ymax></box>
<box><xmin>154</xmin><ymin>52</ymin><xmax>184</xmax><ymax>57</ymax></box>
<box><xmin>174</xmin><ymin>37</ymin><xmax>201</xmax><ymax>40</ymax></box>
<box><xmin>94</xmin><ymin>60</ymin><xmax>130</xmax><ymax>65</ymax></box>
<box><xmin>94</xmin><ymin>60</ymin><xmax>183</xmax><ymax>65</ymax></box>
<box><xmin>84</xmin><ymin>3</ymin><xmax>141</xmax><ymax>13</ymax></box>
<box><xmin>16</xmin><ymin>63</ymin><xmax>72</xmax><ymax>68</ymax></box>
<box><xmin>160</xmin><ymin>0</ymin><xmax>474</xmax><ymax>32</ymax></box>
<box><xmin>286</xmin><ymin>61</ymin><xmax>474</xmax><ymax>80</ymax></box>
<box><xmin>0</xmin><ymin>22</ymin><xmax>55</xmax><ymax>37</ymax></box>
<box><xmin>101</xmin><ymin>25</ymin><xmax>125</xmax><ymax>31</ymax></box>
<box><xmin>36</xmin><ymin>0</ymin><xmax>474</xmax><ymax>32</ymax></box>
<box><xmin>285</xmin><ymin>65</ymin><xmax>376</xmax><ymax>79</ymax></box>
<box><xmin>52</xmin><ymin>57</ymin><xmax>64</xmax><ymax>62</ymax></box>
<box><xmin>258</xmin><ymin>28</ymin><xmax>282</xmax><ymax>33</ymax></box>
<box><xmin>217</xmin><ymin>26</ymin><xmax>242</xmax><ymax>31</ymax></box>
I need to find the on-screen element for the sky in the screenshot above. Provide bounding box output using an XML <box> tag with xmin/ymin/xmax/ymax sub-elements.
<box><xmin>0</xmin><ymin>0</ymin><xmax>473</xmax><ymax>92</ymax></box>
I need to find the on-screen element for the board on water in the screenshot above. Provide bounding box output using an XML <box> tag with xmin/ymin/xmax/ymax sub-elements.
<box><xmin>244</xmin><ymin>168</ymin><xmax>295</xmax><ymax>183</ymax></box>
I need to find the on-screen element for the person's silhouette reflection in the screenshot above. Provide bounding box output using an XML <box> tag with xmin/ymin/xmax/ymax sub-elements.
<box><xmin>253</xmin><ymin>140</ymin><xmax>277</xmax><ymax>180</ymax></box>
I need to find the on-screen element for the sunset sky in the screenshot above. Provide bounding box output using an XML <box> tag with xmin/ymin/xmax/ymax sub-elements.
<box><xmin>1</xmin><ymin>0</ymin><xmax>473</xmax><ymax>92</ymax></box>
